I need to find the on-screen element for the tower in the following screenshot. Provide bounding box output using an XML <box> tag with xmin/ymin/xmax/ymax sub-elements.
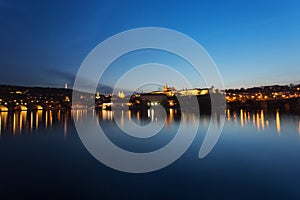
<box><xmin>163</xmin><ymin>84</ymin><xmax>168</xmax><ymax>92</ymax></box>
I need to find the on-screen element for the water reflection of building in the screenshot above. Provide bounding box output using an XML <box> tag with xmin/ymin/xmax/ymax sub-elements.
<box><xmin>276</xmin><ymin>110</ymin><xmax>281</xmax><ymax>135</ymax></box>
<box><xmin>0</xmin><ymin>110</ymin><xmax>71</xmax><ymax>137</ymax></box>
<box><xmin>227</xmin><ymin>108</ymin><xmax>284</xmax><ymax>135</ymax></box>
<box><xmin>1</xmin><ymin>108</ymin><xmax>299</xmax><ymax>139</ymax></box>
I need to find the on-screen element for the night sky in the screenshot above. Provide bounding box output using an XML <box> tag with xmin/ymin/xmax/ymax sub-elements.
<box><xmin>0</xmin><ymin>0</ymin><xmax>299</xmax><ymax>89</ymax></box>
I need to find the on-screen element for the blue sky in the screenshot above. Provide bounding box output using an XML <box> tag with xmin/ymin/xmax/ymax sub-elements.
<box><xmin>0</xmin><ymin>0</ymin><xmax>299</xmax><ymax>89</ymax></box>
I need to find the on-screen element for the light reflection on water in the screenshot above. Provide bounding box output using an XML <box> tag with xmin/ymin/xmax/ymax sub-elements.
<box><xmin>0</xmin><ymin>110</ymin><xmax>71</xmax><ymax>137</ymax></box>
<box><xmin>1</xmin><ymin>108</ymin><xmax>300</xmax><ymax>199</ymax></box>
<box><xmin>0</xmin><ymin>108</ymin><xmax>299</xmax><ymax>138</ymax></box>
<box><xmin>226</xmin><ymin>109</ymin><xmax>300</xmax><ymax>136</ymax></box>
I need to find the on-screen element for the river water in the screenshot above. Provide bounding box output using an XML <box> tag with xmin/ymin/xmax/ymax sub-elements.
<box><xmin>0</xmin><ymin>108</ymin><xmax>300</xmax><ymax>199</ymax></box>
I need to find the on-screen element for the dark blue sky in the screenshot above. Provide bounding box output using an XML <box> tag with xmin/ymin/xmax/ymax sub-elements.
<box><xmin>0</xmin><ymin>0</ymin><xmax>299</xmax><ymax>89</ymax></box>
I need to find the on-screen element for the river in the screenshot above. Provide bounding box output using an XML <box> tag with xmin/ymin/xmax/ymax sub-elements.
<box><xmin>0</xmin><ymin>108</ymin><xmax>300</xmax><ymax>199</ymax></box>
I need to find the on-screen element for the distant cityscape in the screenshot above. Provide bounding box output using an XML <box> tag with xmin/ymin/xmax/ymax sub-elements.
<box><xmin>0</xmin><ymin>83</ymin><xmax>300</xmax><ymax>112</ymax></box>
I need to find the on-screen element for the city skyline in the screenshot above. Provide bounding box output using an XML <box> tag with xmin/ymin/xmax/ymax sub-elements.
<box><xmin>0</xmin><ymin>1</ymin><xmax>300</xmax><ymax>89</ymax></box>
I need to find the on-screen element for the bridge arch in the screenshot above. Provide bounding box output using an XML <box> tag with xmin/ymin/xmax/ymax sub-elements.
<box><xmin>15</xmin><ymin>105</ymin><xmax>28</xmax><ymax>111</ymax></box>
<box><xmin>0</xmin><ymin>105</ymin><xmax>8</xmax><ymax>112</ymax></box>
<box><xmin>35</xmin><ymin>105</ymin><xmax>43</xmax><ymax>110</ymax></box>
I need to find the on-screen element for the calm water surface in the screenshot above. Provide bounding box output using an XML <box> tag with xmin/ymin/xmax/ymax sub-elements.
<box><xmin>0</xmin><ymin>109</ymin><xmax>300</xmax><ymax>199</ymax></box>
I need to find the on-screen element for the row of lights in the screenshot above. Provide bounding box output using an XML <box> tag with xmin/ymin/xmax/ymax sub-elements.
<box><xmin>226</xmin><ymin>92</ymin><xmax>300</xmax><ymax>102</ymax></box>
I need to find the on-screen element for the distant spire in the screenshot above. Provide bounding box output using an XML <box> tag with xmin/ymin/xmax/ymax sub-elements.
<box><xmin>118</xmin><ymin>91</ymin><xmax>125</xmax><ymax>99</ymax></box>
<box><xmin>64</xmin><ymin>83</ymin><xmax>68</xmax><ymax>89</ymax></box>
<box><xmin>163</xmin><ymin>84</ymin><xmax>168</xmax><ymax>92</ymax></box>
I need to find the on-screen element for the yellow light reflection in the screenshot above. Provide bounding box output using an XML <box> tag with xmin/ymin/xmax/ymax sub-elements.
<box><xmin>260</xmin><ymin>110</ymin><xmax>265</xmax><ymax>131</ymax></box>
<box><xmin>240</xmin><ymin>109</ymin><xmax>244</xmax><ymax>127</ymax></box>
<box><xmin>151</xmin><ymin>109</ymin><xmax>154</xmax><ymax>121</ymax></box>
<box><xmin>137</xmin><ymin>111</ymin><xmax>140</xmax><ymax>121</ymax></box>
<box><xmin>276</xmin><ymin>110</ymin><xmax>281</xmax><ymax>135</ymax></box>
<box><xmin>1</xmin><ymin>112</ymin><xmax>8</xmax><ymax>132</ymax></box>
<box><xmin>266</xmin><ymin>120</ymin><xmax>269</xmax><ymax>128</ymax></box>
<box><xmin>233</xmin><ymin>112</ymin><xmax>237</xmax><ymax>125</ymax></box>
<box><xmin>30</xmin><ymin>112</ymin><xmax>33</xmax><ymax>131</ymax></box>
<box><xmin>57</xmin><ymin>110</ymin><xmax>61</xmax><ymax>123</ymax></box>
<box><xmin>45</xmin><ymin>111</ymin><xmax>48</xmax><ymax>129</ymax></box>
<box><xmin>64</xmin><ymin>114</ymin><xmax>67</xmax><ymax>139</ymax></box>
<box><xmin>101</xmin><ymin>110</ymin><xmax>107</xmax><ymax>120</ymax></box>
<box><xmin>20</xmin><ymin>112</ymin><xmax>23</xmax><ymax>133</ymax></box>
<box><xmin>19</xmin><ymin>111</ymin><xmax>26</xmax><ymax>134</ymax></box>
<box><xmin>169</xmin><ymin>109</ymin><xmax>174</xmax><ymax>122</ymax></box>
<box><xmin>13</xmin><ymin>112</ymin><xmax>17</xmax><ymax>134</ymax></box>
<box><xmin>256</xmin><ymin>112</ymin><xmax>260</xmax><ymax>131</ymax></box>
<box><xmin>0</xmin><ymin>112</ymin><xmax>7</xmax><ymax>135</ymax></box>
<box><xmin>36</xmin><ymin>110</ymin><xmax>42</xmax><ymax>131</ymax></box>
<box><xmin>76</xmin><ymin>110</ymin><xmax>82</xmax><ymax>122</ymax></box>
<box><xmin>49</xmin><ymin>110</ymin><xmax>53</xmax><ymax>127</ymax></box>
<box><xmin>227</xmin><ymin>109</ymin><xmax>231</xmax><ymax>121</ymax></box>
<box><xmin>127</xmin><ymin>110</ymin><xmax>131</xmax><ymax>121</ymax></box>
<box><xmin>36</xmin><ymin>112</ymin><xmax>38</xmax><ymax>130</ymax></box>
